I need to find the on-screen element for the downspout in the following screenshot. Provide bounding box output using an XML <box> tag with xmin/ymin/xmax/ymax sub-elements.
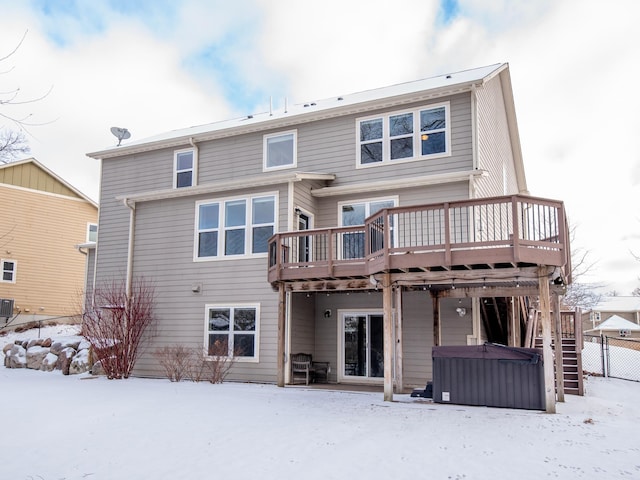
<box><xmin>123</xmin><ymin>198</ymin><xmax>136</xmax><ymax>298</ymax></box>
<box><xmin>76</xmin><ymin>246</ymin><xmax>89</xmax><ymax>311</ymax></box>
<box><xmin>189</xmin><ymin>137</ymin><xmax>199</xmax><ymax>185</ymax></box>
<box><xmin>469</xmin><ymin>83</ymin><xmax>479</xmax><ymax>199</ymax></box>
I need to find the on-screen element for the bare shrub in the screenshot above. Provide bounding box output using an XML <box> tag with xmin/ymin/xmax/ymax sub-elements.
<box><xmin>154</xmin><ymin>345</ymin><xmax>193</xmax><ymax>382</ymax></box>
<box><xmin>154</xmin><ymin>341</ymin><xmax>238</xmax><ymax>384</ymax></box>
<box><xmin>188</xmin><ymin>340</ymin><xmax>238</xmax><ymax>384</ymax></box>
<box><xmin>15</xmin><ymin>321</ymin><xmax>38</xmax><ymax>333</ymax></box>
<box><xmin>82</xmin><ymin>278</ymin><xmax>156</xmax><ymax>379</ymax></box>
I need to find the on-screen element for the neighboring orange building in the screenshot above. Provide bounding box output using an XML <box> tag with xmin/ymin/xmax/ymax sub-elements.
<box><xmin>0</xmin><ymin>158</ymin><xmax>98</xmax><ymax>327</ymax></box>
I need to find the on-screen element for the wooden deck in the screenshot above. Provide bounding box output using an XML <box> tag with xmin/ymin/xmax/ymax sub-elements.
<box><xmin>268</xmin><ymin>194</ymin><xmax>571</xmax><ymax>289</ymax></box>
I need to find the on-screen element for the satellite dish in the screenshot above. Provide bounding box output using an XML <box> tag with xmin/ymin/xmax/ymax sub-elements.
<box><xmin>110</xmin><ymin>127</ymin><xmax>131</xmax><ymax>146</ymax></box>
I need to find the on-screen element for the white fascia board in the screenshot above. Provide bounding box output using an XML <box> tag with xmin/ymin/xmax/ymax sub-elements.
<box><xmin>311</xmin><ymin>170</ymin><xmax>488</xmax><ymax>197</ymax></box>
<box><xmin>117</xmin><ymin>171</ymin><xmax>335</xmax><ymax>204</ymax></box>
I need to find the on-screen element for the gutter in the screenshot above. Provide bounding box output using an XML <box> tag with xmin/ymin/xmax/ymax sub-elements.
<box><xmin>311</xmin><ymin>169</ymin><xmax>488</xmax><ymax>197</ymax></box>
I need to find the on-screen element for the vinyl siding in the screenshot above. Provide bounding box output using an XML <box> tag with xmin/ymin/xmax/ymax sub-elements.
<box><xmin>314</xmin><ymin>181</ymin><xmax>470</xmax><ymax>229</ymax></box>
<box><xmin>127</xmin><ymin>186</ymin><xmax>288</xmax><ymax>380</ymax></box>
<box><xmin>279</xmin><ymin>291</ymin><xmax>475</xmax><ymax>387</ymax></box>
<box><xmin>289</xmin><ymin>293</ymin><xmax>315</xmax><ymax>378</ymax></box>
<box><xmin>0</xmin><ymin>184</ymin><xmax>98</xmax><ymax>317</ymax></box>
<box><xmin>0</xmin><ymin>162</ymin><xmax>83</xmax><ymax>199</ymax></box>
<box><xmin>94</xmin><ymin>88</ymin><xmax>484</xmax><ymax>382</ymax></box>
<box><xmin>474</xmin><ymin>75</ymin><xmax>519</xmax><ymax>198</ymax></box>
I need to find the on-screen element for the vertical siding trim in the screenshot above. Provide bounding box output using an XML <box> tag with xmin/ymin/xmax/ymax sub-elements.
<box><xmin>287</xmin><ymin>180</ymin><xmax>294</xmax><ymax>231</ymax></box>
<box><xmin>471</xmin><ymin>84</ymin><xmax>479</xmax><ymax>171</ymax></box>
<box><xmin>123</xmin><ymin>199</ymin><xmax>136</xmax><ymax>298</ymax></box>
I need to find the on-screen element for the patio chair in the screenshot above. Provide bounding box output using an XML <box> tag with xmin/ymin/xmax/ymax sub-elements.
<box><xmin>290</xmin><ymin>353</ymin><xmax>313</xmax><ymax>385</ymax></box>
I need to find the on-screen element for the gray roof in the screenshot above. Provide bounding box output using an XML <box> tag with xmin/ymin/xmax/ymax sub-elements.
<box><xmin>592</xmin><ymin>296</ymin><xmax>640</xmax><ymax>313</ymax></box>
<box><xmin>586</xmin><ymin>314</ymin><xmax>640</xmax><ymax>332</ymax></box>
<box><xmin>87</xmin><ymin>63</ymin><xmax>509</xmax><ymax>160</ymax></box>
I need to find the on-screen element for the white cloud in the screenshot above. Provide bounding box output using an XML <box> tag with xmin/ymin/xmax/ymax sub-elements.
<box><xmin>0</xmin><ymin>0</ymin><xmax>638</xmax><ymax>293</ymax></box>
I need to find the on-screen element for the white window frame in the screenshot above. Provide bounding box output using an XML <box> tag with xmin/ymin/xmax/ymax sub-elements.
<box><xmin>337</xmin><ymin>308</ymin><xmax>389</xmax><ymax>384</ymax></box>
<box><xmin>263</xmin><ymin>130</ymin><xmax>297</xmax><ymax>171</ymax></box>
<box><xmin>356</xmin><ymin>101</ymin><xmax>451</xmax><ymax>168</ymax></box>
<box><xmin>338</xmin><ymin>196</ymin><xmax>399</xmax><ymax>227</ymax></box>
<box><xmin>338</xmin><ymin>196</ymin><xmax>398</xmax><ymax>260</ymax></box>
<box><xmin>1</xmin><ymin>259</ymin><xmax>16</xmax><ymax>283</ymax></box>
<box><xmin>174</xmin><ymin>148</ymin><xmax>197</xmax><ymax>188</ymax></box>
<box><xmin>204</xmin><ymin>303</ymin><xmax>260</xmax><ymax>362</ymax></box>
<box><xmin>87</xmin><ymin>223</ymin><xmax>98</xmax><ymax>242</ymax></box>
<box><xmin>194</xmin><ymin>192</ymin><xmax>278</xmax><ymax>261</ymax></box>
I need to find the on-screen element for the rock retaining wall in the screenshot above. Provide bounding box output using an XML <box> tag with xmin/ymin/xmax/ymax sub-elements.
<box><xmin>3</xmin><ymin>337</ymin><xmax>93</xmax><ymax>375</ymax></box>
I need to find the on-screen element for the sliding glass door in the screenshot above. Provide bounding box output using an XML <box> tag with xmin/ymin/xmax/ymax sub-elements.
<box><xmin>342</xmin><ymin>313</ymin><xmax>384</xmax><ymax>379</ymax></box>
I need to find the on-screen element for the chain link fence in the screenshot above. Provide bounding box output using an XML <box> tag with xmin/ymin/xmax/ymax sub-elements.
<box><xmin>583</xmin><ymin>334</ymin><xmax>640</xmax><ymax>382</ymax></box>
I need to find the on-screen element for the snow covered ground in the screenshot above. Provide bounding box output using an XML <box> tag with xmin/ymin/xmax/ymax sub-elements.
<box><xmin>2</xmin><ymin>326</ymin><xmax>639</xmax><ymax>479</ymax></box>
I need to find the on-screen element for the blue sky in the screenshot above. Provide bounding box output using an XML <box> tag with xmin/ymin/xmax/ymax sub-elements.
<box><xmin>1</xmin><ymin>0</ymin><xmax>639</xmax><ymax>294</ymax></box>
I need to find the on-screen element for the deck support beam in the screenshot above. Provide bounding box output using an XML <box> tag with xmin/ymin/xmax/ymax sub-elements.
<box><xmin>553</xmin><ymin>293</ymin><xmax>565</xmax><ymax>402</ymax></box>
<box><xmin>394</xmin><ymin>287</ymin><xmax>404</xmax><ymax>393</ymax></box>
<box><xmin>383</xmin><ymin>272</ymin><xmax>394</xmax><ymax>402</ymax></box>
<box><xmin>277</xmin><ymin>283</ymin><xmax>286</xmax><ymax>388</ymax></box>
<box><xmin>432</xmin><ymin>292</ymin><xmax>441</xmax><ymax>347</ymax></box>
<box><xmin>538</xmin><ymin>266</ymin><xmax>556</xmax><ymax>413</ymax></box>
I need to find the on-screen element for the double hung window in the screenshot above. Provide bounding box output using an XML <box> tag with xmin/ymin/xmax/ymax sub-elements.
<box><xmin>196</xmin><ymin>194</ymin><xmax>276</xmax><ymax>259</ymax></box>
<box><xmin>206</xmin><ymin>305</ymin><xmax>258</xmax><ymax>360</ymax></box>
<box><xmin>174</xmin><ymin>149</ymin><xmax>196</xmax><ymax>188</ymax></box>
<box><xmin>358</xmin><ymin>102</ymin><xmax>449</xmax><ymax>165</ymax></box>
<box><xmin>1</xmin><ymin>259</ymin><xmax>16</xmax><ymax>283</ymax></box>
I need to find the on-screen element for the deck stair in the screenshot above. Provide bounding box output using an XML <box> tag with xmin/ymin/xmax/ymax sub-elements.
<box><xmin>534</xmin><ymin>337</ymin><xmax>583</xmax><ymax>396</ymax></box>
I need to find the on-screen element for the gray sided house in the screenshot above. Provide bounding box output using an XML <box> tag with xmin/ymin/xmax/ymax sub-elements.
<box><xmin>87</xmin><ymin>63</ymin><xmax>572</xmax><ymax>408</ymax></box>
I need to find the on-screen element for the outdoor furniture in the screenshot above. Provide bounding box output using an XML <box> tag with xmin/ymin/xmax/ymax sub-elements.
<box><xmin>312</xmin><ymin>360</ymin><xmax>330</xmax><ymax>383</ymax></box>
<box><xmin>290</xmin><ymin>353</ymin><xmax>330</xmax><ymax>385</ymax></box>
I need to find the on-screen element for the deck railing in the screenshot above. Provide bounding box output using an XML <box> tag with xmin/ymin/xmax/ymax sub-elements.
<box><xmin>268</xmin><ymin>194</ymin><xmax>570</xmax><ymax>283</ymax></box>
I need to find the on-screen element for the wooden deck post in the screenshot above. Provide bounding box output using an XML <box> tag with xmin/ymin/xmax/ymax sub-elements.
<box><xmin>553</xmin><ymin>293</ymin><xmax>565</xmax><ymax>402</ymax></box>
<box><xmin>432</xmin><ymin>292</ymin><xmax>441</xmax><ymax>347</ymax></box>
<box><xmin>394</xmin><ymin>287</ymin><xmax>404</xmax><ymax>393</ymax></box>
<box><xmin>277</xmin><ymin>283</ymin><xmax>286</xmax><ymax>387</ymax></box>
<box><xmin>383</xmin><ymin>272</ymin><xmax>393</xmax><ymax>402</ymax></box>
<box><xmin>538</xmin><ymin>266</ymin><xmax>556</xmax><ymax>413</ymax></box>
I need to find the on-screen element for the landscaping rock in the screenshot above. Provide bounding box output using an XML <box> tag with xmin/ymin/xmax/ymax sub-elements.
<box><xmin>4</xmin><ymin>345</ymin><xmax>26</xmax><ymax>368</ymax></box>
<box><xmin>41</xmin><ymin>352</ymin><xmax>58</xmax><ymax>372</ymax></box>
<box><xmin>26</xmin><ymin>346</ymin><xmax>49</xmax><ymax>369</ymax></box>
<box><xmin>91</xmin><ymin>360</ymin><xmax>105</xmax><ymax>376</ymax></box>
<box><xmin>69</xmin><ymin>349</ymin><xmax>90</xmax><ymax>375</ymax></box>
<box><xmin>4</xmin><ymin>336</ymin><xmax>93</xmax><ymax>375</ymax></box>
<box><xmin>56</xmin><ymin>347</ymin><xmax>76</xmax><ymax>375</ymax></box>
<box><xmin>51</xmin><ymin>340</ymin><xmax>82</xmax><ymax>355</ymax></box>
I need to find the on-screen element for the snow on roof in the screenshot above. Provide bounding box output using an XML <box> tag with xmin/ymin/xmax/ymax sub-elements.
<box><xmin>592</xmin><ymin>296</ymin><xmax>640</xmax><ymax>313</ymax></box>
<box><xmin>587</xmin><ymin>314</ymin><xmax>640</xmax><ymax>332</ymax></box>
<box><xmin>88</xmin><ymin>63</ymin><xmax>508</xmax><ymax>159</ymax></box>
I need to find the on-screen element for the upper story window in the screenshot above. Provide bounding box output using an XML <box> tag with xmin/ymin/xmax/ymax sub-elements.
<box><xmin>87</xmin><ymin>223</ymin><xmax>98</xmax><ymax>242</ymax></box>
<box><xmin>174</xmin><ymin>148</ymin><xmax>196</xmax><ymax>188</ymax></box>
<box><xmin>264</xmin><ymin>130</ymin><xmax>297</xmax><ymax>171</ymax></box>
<box><xmin>357</xmin><ymin>102</ymin><xmax>449</xmax><ymax>166</ymax></box>
<box><xmin>196</xmin><ymin>194</ymin><xmax>276</xmax><ymax>260</ymax></box>
<box><xmin>1</xmin><ymin>259</ymin><xmax>16</xmax><ymax>283</ymax></box>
